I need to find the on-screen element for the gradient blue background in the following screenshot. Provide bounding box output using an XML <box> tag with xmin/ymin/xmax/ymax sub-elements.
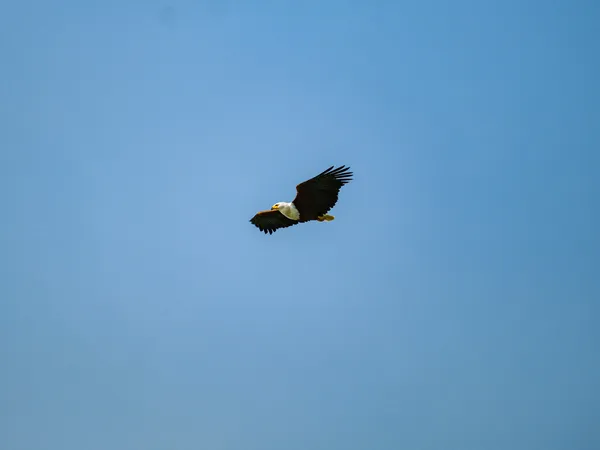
<box><xmin>1</xmin><ymin>1</ymin><xmax>599</xmax><ymax>449</ymax></box>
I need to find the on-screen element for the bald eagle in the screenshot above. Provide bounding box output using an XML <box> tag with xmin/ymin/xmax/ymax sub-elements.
<box><xmin>250</xmin><ymin>165</ymin><xmax>353</xmax><ymax>235</ymax></box>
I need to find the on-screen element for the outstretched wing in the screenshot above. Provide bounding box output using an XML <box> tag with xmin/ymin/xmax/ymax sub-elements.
<box><xmin>292</xmin><ymin>165</ymin><xmax>353</xmax><ymax>222</ymax></box>
<box><xmin>249</xmin><ymin>209</ymin><xmax>299</xmax><ymax>235</ymax></box>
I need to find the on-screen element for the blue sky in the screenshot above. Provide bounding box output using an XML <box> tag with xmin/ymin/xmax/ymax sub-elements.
<box><xmin>1</xmin><ymin>1</ymin><xmax>598</xmax><ymax>449</ymax></box>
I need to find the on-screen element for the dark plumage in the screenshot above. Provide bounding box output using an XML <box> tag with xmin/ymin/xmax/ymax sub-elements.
<box><xmin>250</xmin><ymin>165</ymin><xmax>353</xmax><ymax>235</ymax></box>
<box><xmin>249</xmin><ymin>209</ymin><xmax>299</xmax><ymax>235</ymax></box>
<box><xmin>293</xmin><ymin>165</ymin><xmax>353</xmax><ymax>220</ymax></box>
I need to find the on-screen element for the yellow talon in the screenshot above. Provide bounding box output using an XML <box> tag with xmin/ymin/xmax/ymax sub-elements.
<box><xmin>317</xmin><ymin>214</ymin><xmax>335</xmax><ymax>222</ymax></box>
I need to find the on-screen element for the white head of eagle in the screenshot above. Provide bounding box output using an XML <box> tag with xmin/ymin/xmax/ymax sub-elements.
<box><xmin>250</xmin><ymin>165</ymin><xmax>353</xmax><ymax>235</ymax></box>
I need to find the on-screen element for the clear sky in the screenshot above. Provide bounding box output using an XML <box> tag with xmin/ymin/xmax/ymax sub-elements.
<box><xmin>1</xmin><ymin>1</ymin><xmax>599</xmax><ymax>449</ymax></box>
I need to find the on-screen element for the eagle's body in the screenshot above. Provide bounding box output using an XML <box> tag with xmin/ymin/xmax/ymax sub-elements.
<box><xmin>249</xmin><ymin>165</ymin><xmax>353</xmax><ymax>235</ymax></box>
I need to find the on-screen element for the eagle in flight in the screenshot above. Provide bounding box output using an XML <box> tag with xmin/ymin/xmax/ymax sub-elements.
<box><xmin>250</xmin><ymin>165</ymin><xmax>353</xmax><ymax>235</ymax></box>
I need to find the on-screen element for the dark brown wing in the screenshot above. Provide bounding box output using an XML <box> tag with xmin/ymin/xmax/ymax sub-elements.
<box><xmin>249</xmin><ymin>209</ymin><xmax>299</xmax><ymax>235</ymax></box>
<box><xmin>292</xmin><ymin>165</ymin><xmax>353</xmax><ymax>222</ymax></box>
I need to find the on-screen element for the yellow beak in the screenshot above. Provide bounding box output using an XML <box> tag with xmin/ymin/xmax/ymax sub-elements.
<box><xmin>271</xmin><ymin>205</ymin><xmax>279</xmax><ymax>210</ymax></box>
